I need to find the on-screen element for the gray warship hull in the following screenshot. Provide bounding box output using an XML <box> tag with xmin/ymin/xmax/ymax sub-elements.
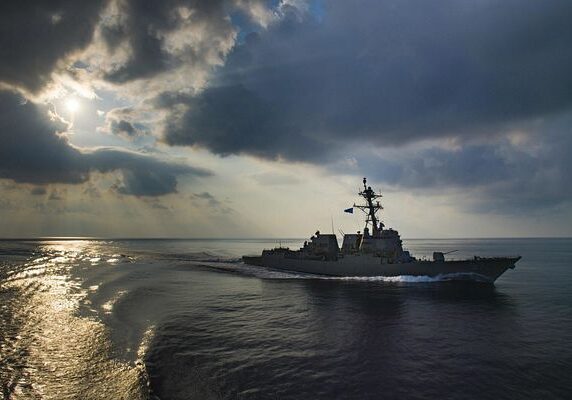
<box><xmin>242</xmin><ymin>254</ymin><xmax>520</xmax><ymax>282</ymax></box>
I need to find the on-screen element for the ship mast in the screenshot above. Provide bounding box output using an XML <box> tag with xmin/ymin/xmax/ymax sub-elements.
<box><xmin>354</xmin><ymin>177</ymin><xmax>384</xmax><ymax>237</ymax></box>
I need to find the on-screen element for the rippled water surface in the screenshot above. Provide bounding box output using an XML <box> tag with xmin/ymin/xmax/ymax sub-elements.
<box><xmin>1</xmin><ymin>238</ymin><xmax>571</xmax><ymax>399</ymax></box>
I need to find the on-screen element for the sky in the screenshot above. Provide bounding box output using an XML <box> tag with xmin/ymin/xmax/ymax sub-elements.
<box><xmin>0</xmin><ymin>0</ymin><xmax>571</xmax><ymax>238</ymax></box>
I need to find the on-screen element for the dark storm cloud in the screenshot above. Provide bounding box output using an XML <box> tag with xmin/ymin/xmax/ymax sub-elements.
<box><xmin>101</xmin><ymin>0</ymin><xmax>235</xmax><ymax>83</ymax></box>
<box><xmin>162</xmin><ymin>0</ymin><xmax>572</xmax><ymax>160</ymax></box>
<box><xmin>367</xmin><ymin>145</ymin><xmax>515</xmax><ymax>189</ymax></box>
<box><xmin>362</xmin><ymin>121</ymin><xmax>572</xmax><ymax>212</ymax></box>
<box><xmin>90</xmin><ymin>147</ymin><xmax>210</xmax><ymax>196</ymax></box>
<box><xmin>161</xmin><ymin>84</ymin><xmax>325</xmax><ymax>160</ymax></box>
<box><xmin>101</xmin><ymin>0</ymin><xmax>176</xmax><ymax>83</ymax></box>
<box><xmin>111</xmin><ymin>119</ymin><xmax>138</xmax><ymax>137</ymax></box>
<box><xmin>0</xmin><ymin>0</ymin><xmax>108</xmax><ymax>92</ymax></box>
<box><xmin>0</xmin><ymin>90</ymin><xmax>211</xmax><ymax>196</ymax></box>
<box><xmin>102</xmin><ymin>107</ymin><xmax>146</xmax><ymax>139</ymax></box>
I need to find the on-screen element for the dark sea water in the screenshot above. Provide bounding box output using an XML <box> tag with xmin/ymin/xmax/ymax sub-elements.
<box><xmin>1</xmin><ymin>238</ymin><xmax>571</xmax><ymax>399</ymax></box>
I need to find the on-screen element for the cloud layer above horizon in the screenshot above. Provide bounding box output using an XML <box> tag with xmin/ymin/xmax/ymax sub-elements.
<box><xmin>0</xmin><ymin>0</ymin><xmax>571</xmax><ymax>235</ymax></box>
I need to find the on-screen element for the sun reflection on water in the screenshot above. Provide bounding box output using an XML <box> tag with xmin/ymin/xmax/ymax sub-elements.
<box><xmin>0</xmin><ymin>240</ymin><xmax>148</xmax><ymax>399</ymax></box>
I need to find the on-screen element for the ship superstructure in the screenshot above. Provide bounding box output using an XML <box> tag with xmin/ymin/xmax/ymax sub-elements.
<box><xmin>243</xmin><ymin>178</ymin><xmax>520</xmax><ymax>282</ymax></box>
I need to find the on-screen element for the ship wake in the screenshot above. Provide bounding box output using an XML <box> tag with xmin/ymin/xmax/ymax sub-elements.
<box><xmin>329</xmin><ymin>272</ymin><xmax>494</xmax><ymax>283</ymax></box>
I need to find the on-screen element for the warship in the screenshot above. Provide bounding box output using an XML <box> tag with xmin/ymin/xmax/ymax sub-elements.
<box><xmin>243</xmin><ymin>178</ymin><xmax>520</xmax><ymax>282</ymax></box>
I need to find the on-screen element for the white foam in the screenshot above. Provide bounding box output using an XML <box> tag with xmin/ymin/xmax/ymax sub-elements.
<box><xmin>328</xmin><ymin>275</ymin><xmax>443</xmax><ymax>283</ymax></box>
<box><xmin>322</xmin><ymin>273</ymin><xmax>492</xmax><ymax>283</ymax></box>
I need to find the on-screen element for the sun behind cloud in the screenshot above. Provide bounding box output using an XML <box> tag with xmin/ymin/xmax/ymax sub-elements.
<box><xmin>65</xmin><ymin>97</ymin><xmax>80</xmax><ymax>113</ymax></box>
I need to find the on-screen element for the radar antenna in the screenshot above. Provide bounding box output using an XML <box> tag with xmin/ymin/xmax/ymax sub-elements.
<box><xmin>353</xmin><ymin>177</ymin><xmax>384</xmax><ymax>237</ymax></box>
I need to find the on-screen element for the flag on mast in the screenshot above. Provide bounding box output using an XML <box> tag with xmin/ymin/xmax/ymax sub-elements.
<box><xmin>344</xmin><ymin>207</ymin><xmax>353</xmax><ymax>214</ymax></box>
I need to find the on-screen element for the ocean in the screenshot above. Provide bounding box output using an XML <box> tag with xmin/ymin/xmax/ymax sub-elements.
<box><xmin>1</xmin><ymin>238</ymin><xmax>571</xmax><ymax>399</ymax></box>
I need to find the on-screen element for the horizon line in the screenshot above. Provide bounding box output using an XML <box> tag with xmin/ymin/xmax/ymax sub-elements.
<box><xmin>0</xmin><ymin>236</ymin><xmax>571</xmax><ymax>241</ymax></box>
